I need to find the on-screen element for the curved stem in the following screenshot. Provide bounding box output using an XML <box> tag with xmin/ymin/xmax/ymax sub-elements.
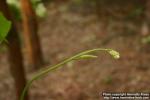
<box><xmin>20</xmin><ymin>48</ymin><xmax>117</xmax><ymax>100</ymax></box>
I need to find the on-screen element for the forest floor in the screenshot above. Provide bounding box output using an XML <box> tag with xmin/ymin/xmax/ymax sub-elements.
<box><xmin>0</xmin><ymin>1</ymin><xmax>150</xmax><ymax>100</ymax></box>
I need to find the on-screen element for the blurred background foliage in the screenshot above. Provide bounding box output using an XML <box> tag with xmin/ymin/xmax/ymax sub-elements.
<box><xmin>7</xmin><ymin>0</ymin><xmax>47</xmax><ymax>20</ymax></box>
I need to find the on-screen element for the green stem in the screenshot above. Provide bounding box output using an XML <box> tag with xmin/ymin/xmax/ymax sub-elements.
<box><xmin>20</xmin><ymin>48</ymin><xmax>118</xmax><ymax>100</ymax></box>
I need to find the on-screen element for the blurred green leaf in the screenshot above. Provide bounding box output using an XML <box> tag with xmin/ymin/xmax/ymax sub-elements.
<box><xmin>7</xmin><ymin>0</ymin><xmax>47</xmax><ymax>18</ymax></box>
<box><xmin>142</xmin><ymin>36</ymin><xmax>150</xmax><ymax>44</ymax></box>
<box><xmin>0</xmin><ymin>12</ymin><xmax>11</xmax><ymax>43</ymax></box>
<box><xmin>127</xmin><ymin>6</ymin><xmax>144</xmax><ymax>19</ymax></box>
<box><xmin>103</xmin><ymin>76</ymin><xmax>113</xmax><ymax>85</ymax></box>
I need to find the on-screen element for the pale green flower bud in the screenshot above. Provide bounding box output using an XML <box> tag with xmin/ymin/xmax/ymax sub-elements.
<box><xmin>108</xmin><ymin>50</ymin><xmax>120</xmax><ymax>59</ymax></box>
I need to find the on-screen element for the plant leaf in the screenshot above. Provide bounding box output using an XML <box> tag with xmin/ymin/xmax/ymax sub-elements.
<box><xmin>78</xmin><ymin>54</ymin><xmax>97</xmax><ymax>60</ymax></box>
<box><xmin>0</xmin><ymin>12</ymin><xmax>11</xmax><ymax>43</ymax></box>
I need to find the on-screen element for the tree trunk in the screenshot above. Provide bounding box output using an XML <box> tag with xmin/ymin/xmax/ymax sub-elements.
<box><xmin>20</xmin><ymin>0</ymin><xmax>44</xmax><ymax>69</ymax></box>
<box><xmin>0</xmin><ymin>0</ymin><xmax>29</xmax><ymax>100</ymax></box>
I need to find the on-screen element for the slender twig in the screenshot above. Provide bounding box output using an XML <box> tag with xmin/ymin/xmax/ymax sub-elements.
<box><xmin>20</xmin><ymin>48</ymin><xmax>120</xmax><ymax>100</ymax></box>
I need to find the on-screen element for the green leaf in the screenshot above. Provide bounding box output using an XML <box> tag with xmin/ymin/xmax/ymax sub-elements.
<box><xmin>0</xmin><ymin>12</ymin><xmax>11</xmax><ymax>43</ymax></box>
<box><xmin>76</xmin><ymin>54</ymin><xmax>97</xmax><ymax>60</ymax></box>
